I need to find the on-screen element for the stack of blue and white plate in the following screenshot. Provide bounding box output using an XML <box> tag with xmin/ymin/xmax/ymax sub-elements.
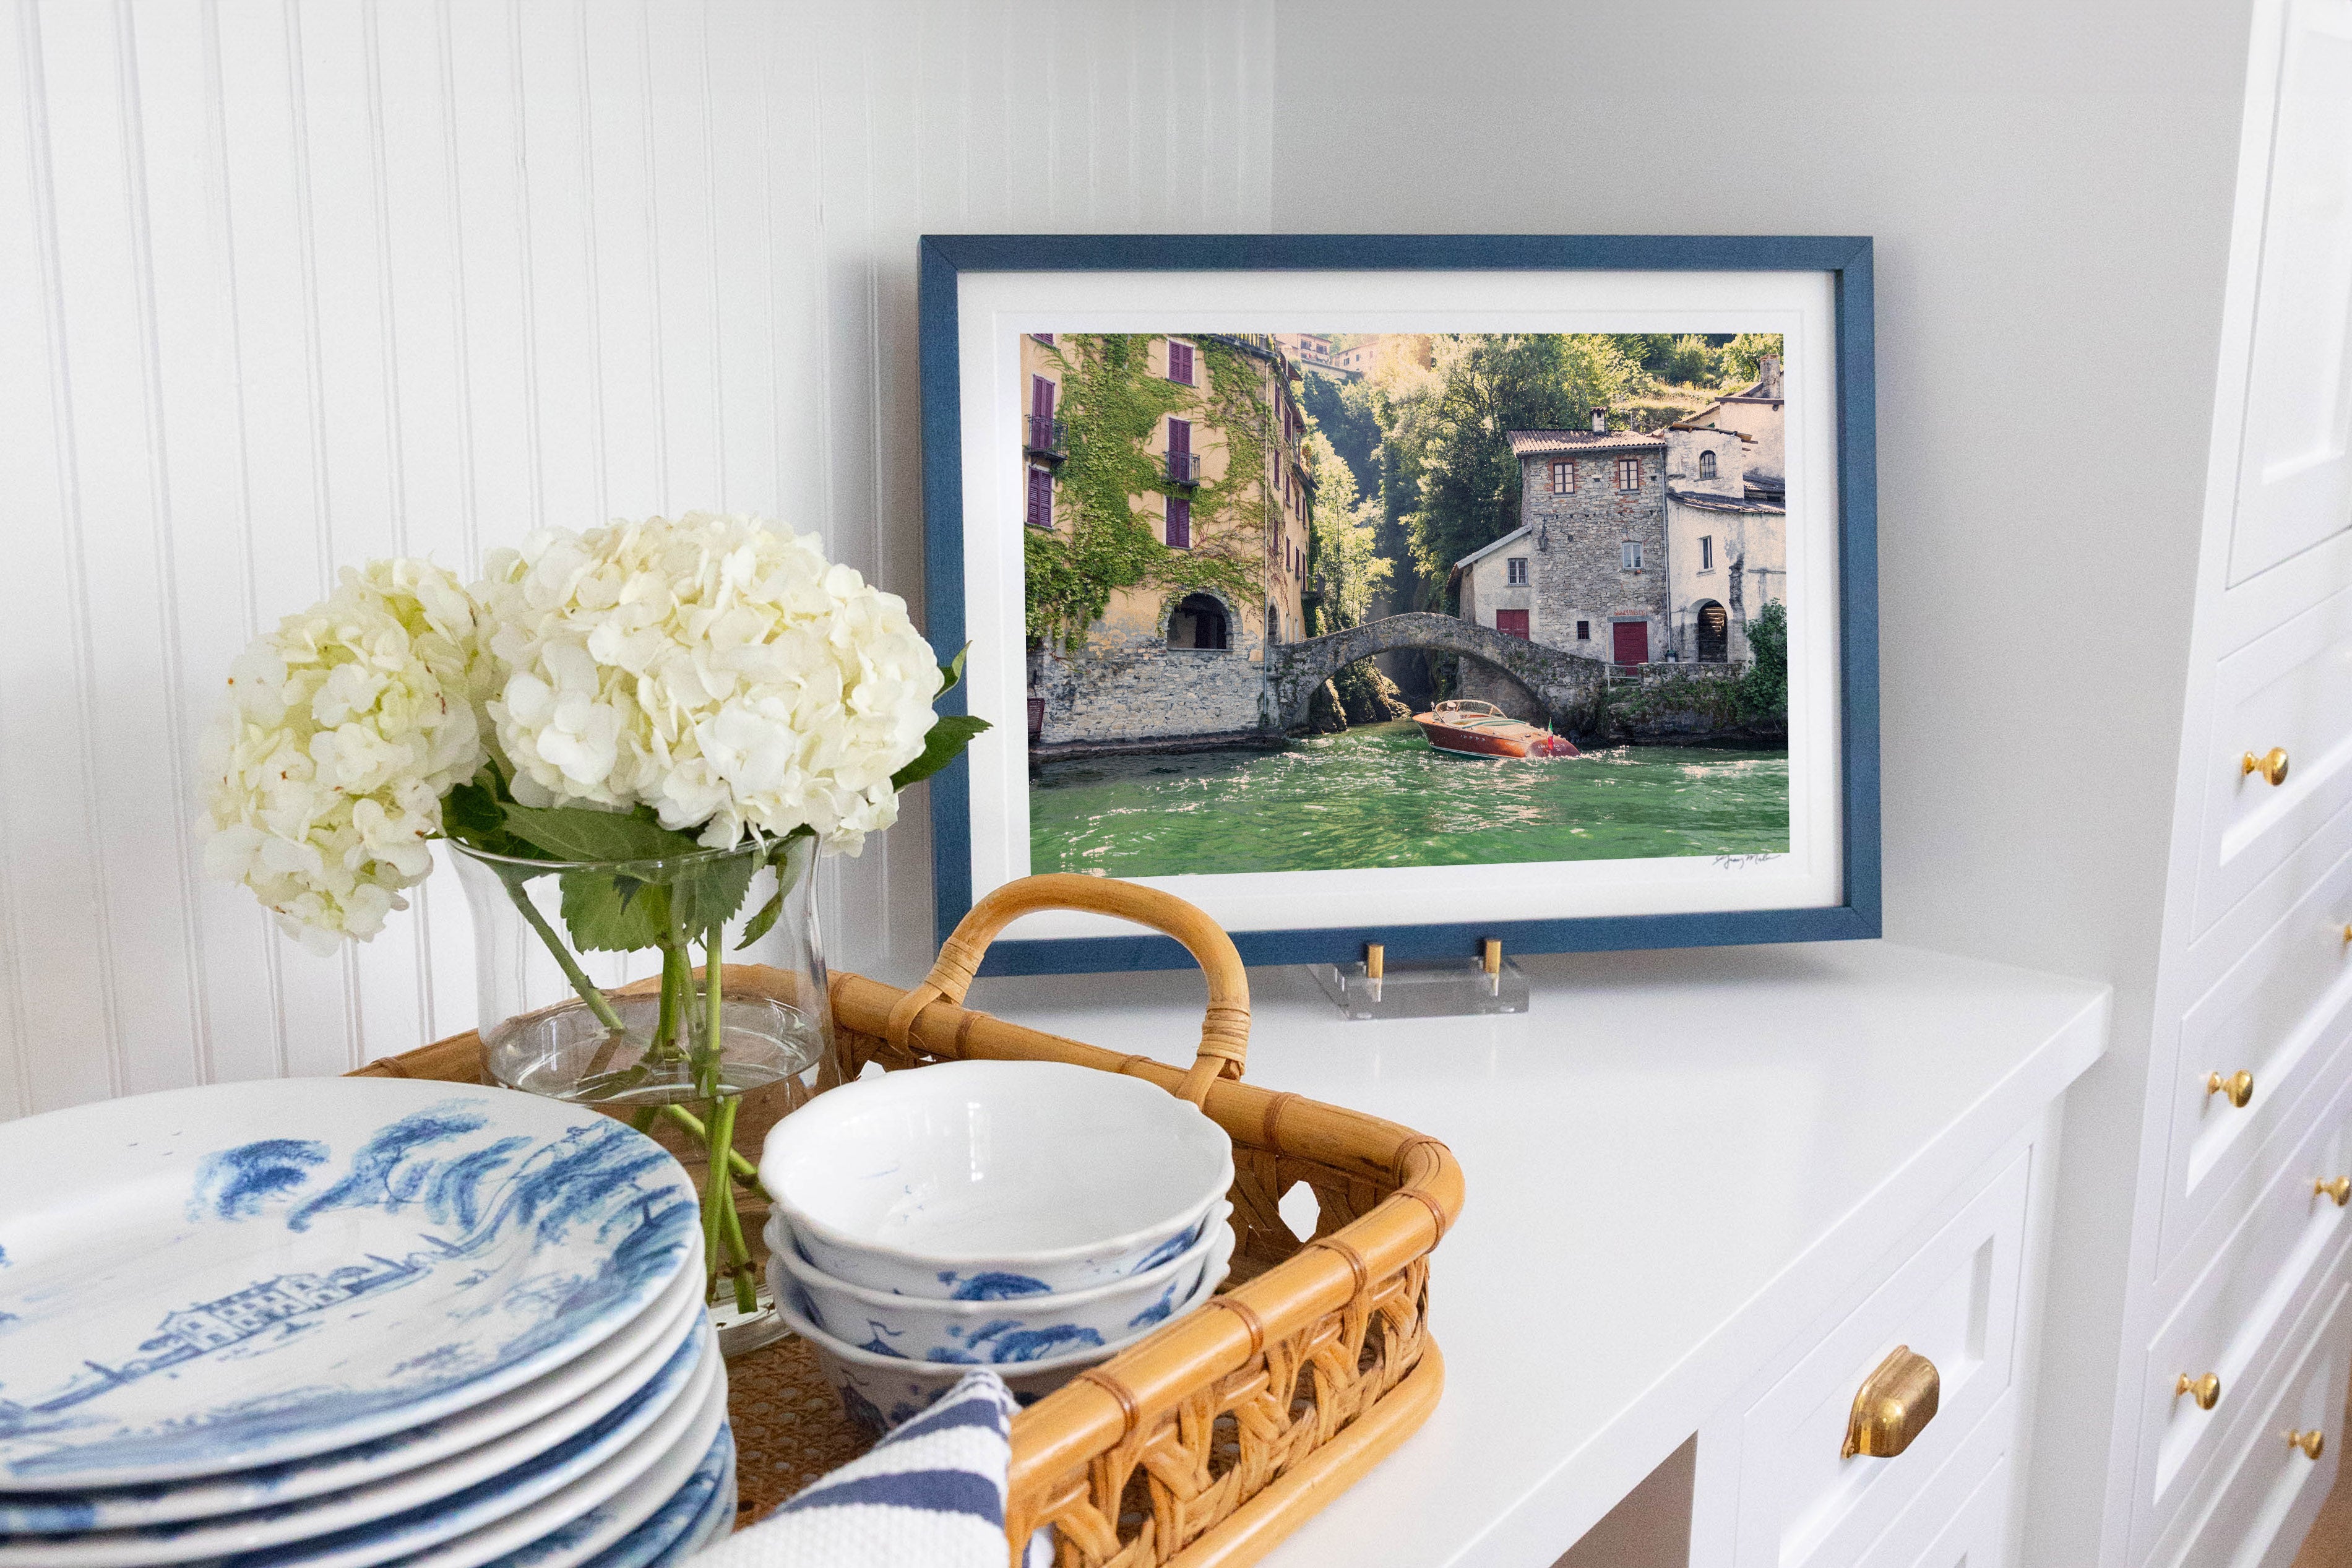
<box><xmin>0</xmin><ymin>1079</ymin><xmax>734</xmax><ymax>1568</ymax></box>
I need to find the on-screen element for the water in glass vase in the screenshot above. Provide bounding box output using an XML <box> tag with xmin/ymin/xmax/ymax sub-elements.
<box><xmin>487</xmin><ymin>992</ymin><xmax>823</xmax><ymax>1106</ymax></box>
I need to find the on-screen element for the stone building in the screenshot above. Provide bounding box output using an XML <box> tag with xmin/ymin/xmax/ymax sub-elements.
<box><xmin>1663</xmin><ymin>356</ymin><xmax>1786</xmax><ymax>663</ymax></box>
<box><xmin>1022</xmin><ymin>332</ymin><xmax>1314</xmax><ymax>747</ymax></box>
<box><xmin>1504</xmin><ymin>418</ymin><xmax>1671</xmax><ymax>665</ymax></box>
<box><xmin>1444</xmin><ymin>416</ymin><xmax>1669</xmax><ymax>712</ymax></box>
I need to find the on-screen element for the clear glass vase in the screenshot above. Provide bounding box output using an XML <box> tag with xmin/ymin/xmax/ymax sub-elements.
<box><xmin>451</xmin><ymin>832</ymin><xmax>829</xmax><ymax>1356</ymax></box>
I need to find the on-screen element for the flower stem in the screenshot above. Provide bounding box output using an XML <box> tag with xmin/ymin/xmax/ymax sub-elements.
<box><xmin>657</xmin><ymin>1103</ymin><xmax>760</xmax><ymax>1187</ymax></box>
<box><xmin>498</xmin><ymin>871</ymin><xmax>626</xmax><ymax>1033</ymax></box>
<box><xmin>699</xmin><ymin>1094</ymin><xmax>741</xmax><ymax>1295</ymax></box>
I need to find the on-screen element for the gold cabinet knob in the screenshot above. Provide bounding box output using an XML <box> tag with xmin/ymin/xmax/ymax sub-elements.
<box><xmin>1843</xmin><ymin>1345</ymin><xmax>1940</xmax><ymax>1458</ymax></box>
<box><xmin>2244</xmin><ymin>747</ymin><xmax>2291</xmax><ymax>786</ymax></box>
<box><xmin>2292</xmin><ymin>1428</ymin><xmax>2327</xmax><ymax>1459</ymax></box>
<box><xmin>2178</xmin><ymin>1372</ymin><xmax>2222</xmax><ymax>1410</ymax></box>
<box><xmin>2319</xmin><ymin>1176</ymin><xmax>2351</xmax><ymax>1207</ymax></box>
<box><xmin>2207</xmin><ymin>1070</ymin><xmax>2255</xmax><ymax>1108</ymax></box>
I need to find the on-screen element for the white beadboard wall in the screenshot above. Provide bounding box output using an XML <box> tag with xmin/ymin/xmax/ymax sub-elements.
<box><xmin>0</xmin><ymin>0</ymin><xmax>1274</xmax><ymax>1121</ymax></box>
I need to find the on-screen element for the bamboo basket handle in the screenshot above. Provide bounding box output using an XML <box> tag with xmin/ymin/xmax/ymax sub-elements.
<box><xmin>883</xmin><ymin>873</ymin><xmax>1249</xmax><ymax>1105</ymax></box>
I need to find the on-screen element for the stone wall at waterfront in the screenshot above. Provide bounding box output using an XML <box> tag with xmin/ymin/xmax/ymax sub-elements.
<box><xmin>1032</xmin><ymin>626</ymin><xmax>1269</xmax><ymax>744</ymax></box>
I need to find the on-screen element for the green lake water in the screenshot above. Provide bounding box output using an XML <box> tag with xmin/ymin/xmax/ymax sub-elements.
<box><xmin>1029</xmin><ymin>720</ymin><xmax>1790</xmax><ymax>877</ymax></box>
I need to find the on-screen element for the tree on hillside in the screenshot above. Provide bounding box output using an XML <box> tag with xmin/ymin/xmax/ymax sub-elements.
<box><xmin>1301</xmin><ymin>373</ymin><xmax>1379</xmax><ymax>501</ymax></box>
<box><xmin>1395</xmin><ymin>334</ymin><xmax>1645</xmax><ymax>608</ymax></box>
<box><xmin>1301</xmin><ymin>429</ymin><xmax>1389</xmax><ymax>634</ymax></box>
<box><xmin>1721</xmin><ymin>332</ymin><xmax>1785</xmax><ymax>384</ymax></box>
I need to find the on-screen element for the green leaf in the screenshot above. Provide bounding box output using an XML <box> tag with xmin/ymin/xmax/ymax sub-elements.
<box><xmin>441</xmin><ymin>768</ymin><xmax>546</xmax><ymax>861</ymax></box>
<box><xmin>499</xmin><ymin>802</ymin><xmax>707</xmax><ymax>864</ymax></box>
<box><xmin>937</xmin><ymin>644</ymin><xmax>970</xmax><ymax>697</ymax></box>
<box><xmin>672</xmin><ymin>850</ymin><xmax>757</xmax><ymax>936</ymax></box>
<box><xmin>891</xmin><ymin>713</ymin><xmax>991</xmax><ymax>792</ymax></box>
<box><xmin>738</xmin><ymin>887</ymin><xmax>785</xmax><ymax>948</ymax></box>
<box><xmin>560</xmin><ymin>871</ymin><xmax>669</xmax><ymax>952</ymax></box>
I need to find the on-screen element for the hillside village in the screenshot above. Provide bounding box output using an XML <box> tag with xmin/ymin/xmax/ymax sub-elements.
<box><xmin>1020</xmin><ymin>330</ymin><xmax>1788</xmax><ymax>756</ymax></box>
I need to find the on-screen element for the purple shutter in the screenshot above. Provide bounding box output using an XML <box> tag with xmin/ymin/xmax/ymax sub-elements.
<box><xmin>1032</xmin><ymin>375</ymin><xmax>1055</xmax><ymax>419</ymax></box>
<box><xmin>1166</xmin><ymin>497</ymin><xmax>1191</xmax><ymax>548</ymax></box>
<box><xmin>1168</xmin><ymin>416</ymin><xmax>1190</xmax><ymax>482</ymax></box>
<box><xmin>1169</xmin><ymin>341</ymin><xmax>1192</xmax><ymax>385</ymax></box>
<box><xmin>1027</xmin><ymin>467</ymin><xmax>1052</xmax><ymax>528</ymax></box>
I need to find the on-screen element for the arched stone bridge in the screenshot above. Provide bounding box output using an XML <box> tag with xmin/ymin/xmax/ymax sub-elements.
<box><xmin>1265</xmin><ymin>611</ymin><xmax>1614</xmax><ymax>731</ymax></box>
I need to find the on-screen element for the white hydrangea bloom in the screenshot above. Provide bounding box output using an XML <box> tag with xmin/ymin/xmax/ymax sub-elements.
<box><xmin>198</xmin><ymin>559</ymin><xmax>493</xmax><ymax>954</ymax></box>
<box><xmin>476</xmin><ymin>512</ymin><xmax>942</xmax><ymax>854</ymax></box>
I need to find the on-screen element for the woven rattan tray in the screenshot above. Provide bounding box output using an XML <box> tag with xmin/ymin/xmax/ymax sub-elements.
<box><xmin>354</xmin><ymin>874</ymin><xmax>1463</xmax><ymax>1567</ymax></box>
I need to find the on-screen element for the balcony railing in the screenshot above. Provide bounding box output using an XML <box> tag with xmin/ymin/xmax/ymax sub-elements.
<box><xmin>1024</xmin><ymin>416</ymin><xmax>1068</xmax><ymax>458</ymax></box>
<box><xmin>1165</xmin><ymin>450</ymin><xmax>1202</xmax><ymax>485</ymax></box>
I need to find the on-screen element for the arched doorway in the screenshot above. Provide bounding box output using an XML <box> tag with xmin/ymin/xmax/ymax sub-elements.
<box><xmin>1168</xmin><ymin>593</ymin><xmax>1230</xmax><ymax>650</ymax></box>
<box><xmin>1695</xmin><ymin>601</ymin><xmax>1728</xmax><ymax>663</ymax></box>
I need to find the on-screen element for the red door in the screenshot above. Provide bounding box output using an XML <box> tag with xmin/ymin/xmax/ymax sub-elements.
<box><xmin>1495</xmin><ymin>609</ymin><xmax>1530</xmax><ymax>639</ymax></box>
<box><xmin>1612</xmin><ymin>620</ymin><xmax>1648</xmax><ymax>665</ymax></box>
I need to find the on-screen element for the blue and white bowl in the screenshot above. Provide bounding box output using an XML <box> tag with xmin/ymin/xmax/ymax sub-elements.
<box><xmin>769</xmin><ymin>1259</ymin><xmax>1224</xmax><ymax>1441</ymax></box>
<box><xmin>759</xmin><ymin>1061</ymin><xmax>1233</xmax><ymax>1299</ymax></box>
<box><xmin>767</xmin><ymin>1202</ymin><xmax>1232</xmax><ymax>1364</ymax></box>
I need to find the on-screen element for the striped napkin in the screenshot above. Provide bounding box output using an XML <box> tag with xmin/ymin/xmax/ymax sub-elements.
<box><xmin>693</xmin><ymin>1369</ymin><xmax>1046</xmax><ymax>1567</ymax></box>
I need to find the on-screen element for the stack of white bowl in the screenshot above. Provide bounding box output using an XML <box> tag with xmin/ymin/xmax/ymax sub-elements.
<box><xmin>0</xmin><ymin>1079</ymin><xmax>736</xmax><ymax>1568</ymax></box>
<box><xmin>760</xmin><ymin>1061</ymin><xmax>1236</xmax><ymax>1436</ymax></box>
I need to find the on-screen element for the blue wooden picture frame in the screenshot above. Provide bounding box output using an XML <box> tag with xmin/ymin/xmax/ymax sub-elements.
<box><xmin>918</xmin><ymin>234</ymin><xmax>1879</xmax><ymax>975</ymax></box>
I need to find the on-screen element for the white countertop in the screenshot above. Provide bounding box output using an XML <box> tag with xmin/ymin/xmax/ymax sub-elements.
<box><xmin>966</xmin><ymin>938</ymin><xmax>2107</xmax><ymax>1568</ymax></box>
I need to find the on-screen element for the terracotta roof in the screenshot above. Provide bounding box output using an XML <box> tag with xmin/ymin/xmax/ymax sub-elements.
<box><xmin>1506</xmin><ymin>429</ymin><xmax>1668</xmax><ymax>456</ymax></box>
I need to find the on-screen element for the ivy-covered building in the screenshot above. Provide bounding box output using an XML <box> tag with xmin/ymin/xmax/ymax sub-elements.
<box><xmin>1020</xmin><ymin>332</ymin><xmax>1314</xmax><ymax>747</ymax></box>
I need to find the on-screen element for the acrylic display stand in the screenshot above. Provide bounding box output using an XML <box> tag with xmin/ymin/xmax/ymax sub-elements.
<box><xmin>1311</xmin><ymin>953</ymin><xmax>1531</xmax><ymax>1020</ymax></box>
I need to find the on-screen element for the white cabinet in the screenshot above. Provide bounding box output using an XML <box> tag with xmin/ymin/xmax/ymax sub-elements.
<box><xmin>2075</xmin><ymin>0</ymin><xmax>2352</xmax><ymax>1562</ymax></box>
<box><xmin>1729</xmin><ymin>1152</ymin><xmax>2030</xmax><ymax>1568</ymax></box>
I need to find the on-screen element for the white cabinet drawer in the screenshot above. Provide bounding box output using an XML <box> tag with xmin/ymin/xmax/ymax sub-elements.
<box><xmin>1861</xmin><ymin>1385</ymin><xmax>2011</xmax><ymax>1567</ymax></box>
<box><xmin>2194</xmin><ymin>581</ymin><xmax>2352</xmax><ymax>938</ymax></box>
<box><xmin>2134</xmin><ymin>1075</ymin><xmax>2351</xmax><ymax>1548</ymax></box>
<box><xmin>2155</xmin><ymin>1281</ymin><xmax>2348</xmax><ymax>1568</ymax></box>
<box><xmin>1731</xmin><ymin>1150</ymin><xmax>2029</xmax><ymax>1568</ymax></box>
<box><xmin>2160</xmin><ymin>842</ymin><xmax>2352</xmax><ymax>1277</ymax></box>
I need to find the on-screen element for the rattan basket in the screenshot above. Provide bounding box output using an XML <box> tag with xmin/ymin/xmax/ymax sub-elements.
<box><xmin>355</xmin><ymin>873</ymin><xmax>1462</xmax><ymax>1567</ymax></box>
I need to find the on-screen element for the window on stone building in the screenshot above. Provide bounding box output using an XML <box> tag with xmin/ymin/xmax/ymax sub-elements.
<box><xmin>1616</xmin><ymin>457</ymin><xmax>1641</xmax><ymax>490</ymax></box>
<box><xmin>1551</xmin><ymin>460</ymin><xmax>1574</xmax><ymax>493</ymax></box>
<box><xmin>1698</xmin><ymin>449</ymin><xmax>1717</xmax><ymax>479</ymax></box>
<box><xmin>1165</xmin><ymin>496</ymin><xmax>1192</xmax><ymax>549</ymax></box>
<box><xmin>1621</xmin><ymin>539</ymin><xmax>1643</xmax><ymax>571</ymax></box>
<box><xmin>1026</xmin><ymin>466</ymin><xmax>1053</xmax><ymax>529</ymax></box>
<box><xmin>1167</xmin><ymin>339</ymin><xmax>1195</xmax><ymax>386</ymax></box>
<box><xmin>1507</xmin><ymin>557</ymin><xmax>1528</xmax><ymax>585</ymax></box>
<box><xmin>1699</xmin><ymin>535</ymin><xmax>1714</xmax><ymax>571</ymax></box>
<box><xmin>1576</xmin><ymin>620</ymin><xmax>1591</xmax><ymax>640</ymax></box>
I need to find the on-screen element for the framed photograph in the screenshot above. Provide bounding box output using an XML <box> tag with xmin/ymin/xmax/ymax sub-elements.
<box><xmin>918</xmin><ymin>235</ymin><xmax>1877</xmax><ymax>975</ymax></box>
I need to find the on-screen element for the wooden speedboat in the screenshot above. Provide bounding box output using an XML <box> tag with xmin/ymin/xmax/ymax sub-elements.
<box><xmin>1410</xmin><ymin>699</ymin><xmax>1580</xmax><ymax>758</ymax></box>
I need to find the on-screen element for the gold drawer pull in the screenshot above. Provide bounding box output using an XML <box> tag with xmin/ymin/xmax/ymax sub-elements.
<box><xmin>2319</xmin><ymin>1176</ymin><xmax>2351</xmax><ymax>1207</ymax></box>
<box><xmin>2178</xmin><ymin>1372</ymin><xmax>2222</xmax><ymax>1410</ymax></box>
<box><xmin>1843</xmin><ymin>1345</ymin><xmax>1939</xmax><ymax>1458</ymax></box>
<box><xmin>2207</xmin><ymin>1070</ymin><xmax>2255</xmax><ymax>1108</ymax></box>
<box><xmin>2244</xmin><ymin>747</ymin><xmax>2291</xmax><ymax>786</ymax></box>
<box><xmin>2292</xmin><ymin>1428</ymin><xmax>2327</xmax><ymax>1459</ymax></box>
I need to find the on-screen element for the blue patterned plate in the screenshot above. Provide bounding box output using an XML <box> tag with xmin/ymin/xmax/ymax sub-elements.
<box><xmin>379</xmin><ymin>1364</ymin><xmax>728</xmax><ymax>1568</ymax></box>
<box><xmin>0</xmin><ymin>1323</ymin><xmax>716</xmax><ymax>1566</ymax></box>
<box><xmin>0</xmin><ymin>1080</ymin><xmax>700</xmax><ymax>1490</ymax></box>
<box><xmin>0</xmin><ymin>1265</ymin><xmax>705</xmax><ymax>1535</ymax></box>
<box><xmin>558</xmin><ymin>1424</ymin><xmax>732</xmax><ymax>1568</ymax></box>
